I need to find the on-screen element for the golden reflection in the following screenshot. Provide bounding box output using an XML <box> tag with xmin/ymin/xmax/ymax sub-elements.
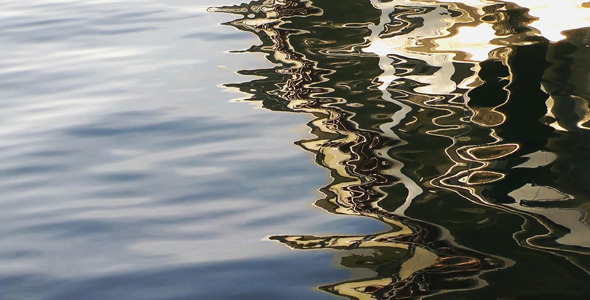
<box><xmin>366</xmin><ymin>1</ymin><xmax>590</xmax><ymax>263</ymax></box>
<box><xmin>215</xmin><ymin>0</ymin><xmax>590</xmax><ymax>298</ymax></box>
<box><xmin>465</xmin><ymin>143</ymin><xmax>519</xmax><ymax>161</ymax></box>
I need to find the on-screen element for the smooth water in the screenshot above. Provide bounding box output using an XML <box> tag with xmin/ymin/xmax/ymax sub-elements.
<box><xmin>2</xmin><ymin>0</ymin><xmax>590</xmax><ymax>299</ymax></box>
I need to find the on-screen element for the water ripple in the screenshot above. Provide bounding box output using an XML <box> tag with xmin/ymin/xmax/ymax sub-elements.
<box><xmin>215</xmin><ymin>0</ymin><xmax>590</xmax><ymax>298</ymax></box>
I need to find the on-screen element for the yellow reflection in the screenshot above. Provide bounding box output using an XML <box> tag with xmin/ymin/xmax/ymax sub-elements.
<box><xmin>466</xmin><ymin>143</ymin><xmax>519</xmax><ymax>161</ymax></box>
<box><xmin>216</xmin><ymin>0</ymin><xmax>590</xmax><ymax>297</ymax></box>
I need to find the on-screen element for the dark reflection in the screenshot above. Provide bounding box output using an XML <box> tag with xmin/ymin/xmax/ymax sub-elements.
<box><xmin>213</xmin><ymin>0</ymin><xmax>590</xmax><ymax>298</ymax></box>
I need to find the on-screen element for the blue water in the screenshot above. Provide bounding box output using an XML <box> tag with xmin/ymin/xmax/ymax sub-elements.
<box><xmin>0</xmin><ymin>1</ymin><xmax>387</xmax><ymax>299</ymax></box>
<box><xmin>5</xmin><ymin>0</ymin><xmax>590</xmax><ymax>299</ymax></box>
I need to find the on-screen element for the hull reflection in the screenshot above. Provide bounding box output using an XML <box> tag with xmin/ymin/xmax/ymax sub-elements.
<box><xmin>213</xmin><ymin>0</ymin><xmax>590</xmax><ymax>298</ymax></box>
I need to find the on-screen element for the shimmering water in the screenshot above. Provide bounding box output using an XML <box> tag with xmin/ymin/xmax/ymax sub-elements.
<box><xmin>3</xmin><ymin>0</ymin><xmax>590</xmax><ymax>299</ymax></box>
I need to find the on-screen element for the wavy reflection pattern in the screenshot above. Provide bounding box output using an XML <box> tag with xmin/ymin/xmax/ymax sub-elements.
<box><xmin>213</xmin><ymin>0</ymin><xmax>590</xmax><ymax>298</ymax></box>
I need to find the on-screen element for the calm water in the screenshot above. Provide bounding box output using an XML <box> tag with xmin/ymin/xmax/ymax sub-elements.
<box><xmin>2</xmin><ymin>0</ymin><xmax>590</xmax><ymax>299</ymax></box>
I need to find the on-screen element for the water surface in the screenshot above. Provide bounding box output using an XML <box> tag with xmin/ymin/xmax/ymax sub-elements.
<box><xmin>3</xmin><ymin>0</ymin><xmax>590</xmax><ymax>299</ymax></box>
<box><xmin>213</xmin><ymin>0</ymin><xmax>590</xmax><ymax>299</ymax></box>
<box><xmin>1</xmin><ymin>1</ymin><xmax>380</xmax><ymax>299</ymax></box>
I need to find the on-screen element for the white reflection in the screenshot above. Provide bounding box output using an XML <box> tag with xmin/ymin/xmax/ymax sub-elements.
<box><xmin>509</xmin><ymin>0</ymin><xmax>590</xmax><ymax>42</ymax></box>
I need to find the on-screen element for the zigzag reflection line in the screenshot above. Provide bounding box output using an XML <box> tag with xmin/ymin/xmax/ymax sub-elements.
<box><xmin>367</xmin><ymin>0</ymin><xmax>590</xmax><ymax>267</ymax></box>
<box><xmin>214</xmin><ymin>0</ymin><xmax>525</xmax><ymax>298</ymax></box>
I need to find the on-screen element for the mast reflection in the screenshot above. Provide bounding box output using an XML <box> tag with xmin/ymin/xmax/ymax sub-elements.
<box><xmin>213</xmin><ymin>0</ymin><xmax>590</xmax><ymax>298</ymax></box>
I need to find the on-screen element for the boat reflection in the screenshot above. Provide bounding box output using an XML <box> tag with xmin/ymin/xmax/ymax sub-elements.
<box><xmin>213</xmin><ymin>0</ymin><xmax>590</xmax><ymax>298</ymax></box>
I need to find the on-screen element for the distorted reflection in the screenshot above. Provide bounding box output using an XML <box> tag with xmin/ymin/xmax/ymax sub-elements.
<box><xmin>213</xmin><ymin>0</ymin><xmax>590</xmax><ymax>298</ymax></box>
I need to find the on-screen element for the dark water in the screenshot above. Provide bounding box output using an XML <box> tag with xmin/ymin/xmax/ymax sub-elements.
<box><xmin>2</xmin><ymin>0</ymin><xmax>590</xmax><ymax>299</ymax></box>
<box><xmin>211</xmin><ymin>0</ymin><xmax>590</xmax><ymax>299</ymax></box>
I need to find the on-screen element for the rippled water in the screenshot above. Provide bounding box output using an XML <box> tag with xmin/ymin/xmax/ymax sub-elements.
<box><xmin>3</xmin><ymin>0</ymin><xmax>590</xmax><ymax>299</ymax></box>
